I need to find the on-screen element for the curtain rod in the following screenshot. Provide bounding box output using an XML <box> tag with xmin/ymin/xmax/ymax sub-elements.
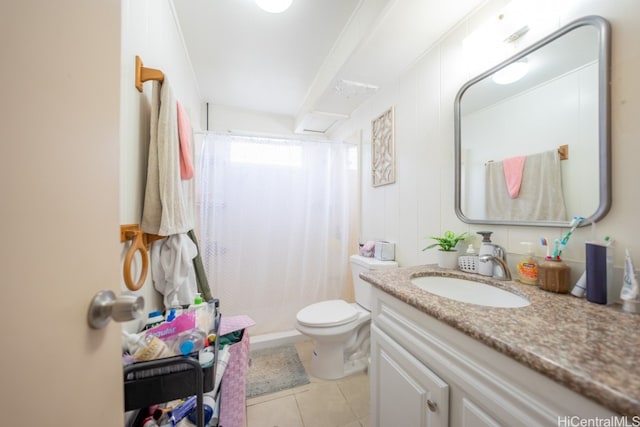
<box><xmin>193</xmin><ymin>129</ymin><xmax>333</xmax><ymax>143</ymax></box>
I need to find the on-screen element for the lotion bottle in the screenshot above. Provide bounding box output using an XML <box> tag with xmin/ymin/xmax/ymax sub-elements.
<box><xmin>517</xmin><ymin>242</ymin><xmax>539</xmax><ymax>285</ymax></box>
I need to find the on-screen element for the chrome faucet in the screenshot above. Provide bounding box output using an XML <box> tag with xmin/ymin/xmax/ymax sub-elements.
<box><xmin>479</xmin><ymin>254</ymin><xmax>512</xmax><ymax>281</ymax></box>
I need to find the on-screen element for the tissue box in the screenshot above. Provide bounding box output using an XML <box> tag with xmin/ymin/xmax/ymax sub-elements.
<box><xmin>374</xmin><ymin>241</ymin><xmax>395</xmax><ymax>261</ymax></box>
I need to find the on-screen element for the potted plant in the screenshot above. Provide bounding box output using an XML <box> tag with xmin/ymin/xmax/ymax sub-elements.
<box><xmin>422</xmin><ymin>230</ymin><xmax>468</xmax><ymax>269</ymax></box>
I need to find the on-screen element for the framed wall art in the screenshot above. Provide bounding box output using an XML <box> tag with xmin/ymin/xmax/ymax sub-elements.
<box><xmin>371</xmin><ymin>106</ymin><xmax>395</xmax><ymax>187</ymax></box>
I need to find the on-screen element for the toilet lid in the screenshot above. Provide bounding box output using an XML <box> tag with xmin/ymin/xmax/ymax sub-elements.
<box><xmin>296</xmin><ymin>300</ymin><xmax>359</xmax><ymax>327</ymax></box>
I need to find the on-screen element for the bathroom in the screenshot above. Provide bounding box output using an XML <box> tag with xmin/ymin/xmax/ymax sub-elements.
<box><xmin>3</xmin><ymin>0</ymin><xmax>640</xmax><ymax>425</ymax></box>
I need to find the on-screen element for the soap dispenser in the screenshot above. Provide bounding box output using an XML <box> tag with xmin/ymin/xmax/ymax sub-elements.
<box><xmin>477</xmin><ymin>231</ymin><xmax>495</xmax><ymax>276</ymax></box>
<box><xmin>517</xmin><ymin>242</ymin><xmax>539</xmax><ymax>285</ymax></box>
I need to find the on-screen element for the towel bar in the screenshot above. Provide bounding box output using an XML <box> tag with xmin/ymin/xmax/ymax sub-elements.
<box><xmin>135</xmin><ymin>55</ymin><xmax>164</xmax><ymax>92</ymax></box>
<box><xmin>120</xmin><ymin>224</ymin><xmax>165</xmax><ymax>291</ymax></box>
<box><xmin>486</xmin><ymin>144</ymin><xmax>569</xmax><ymax>165</ymax></box>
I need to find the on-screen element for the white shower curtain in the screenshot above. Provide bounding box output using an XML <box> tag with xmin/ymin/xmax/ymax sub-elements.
<box><xmin>197</xmin><ymin>133</ymin><xmax>358</xmax><ymax>336</ymax></box>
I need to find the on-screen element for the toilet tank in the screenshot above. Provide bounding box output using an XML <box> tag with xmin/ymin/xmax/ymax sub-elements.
<box><xmin>350</xmin><ymin>254</ymin><xmax>398</xmax><ymax>310</ymax></box>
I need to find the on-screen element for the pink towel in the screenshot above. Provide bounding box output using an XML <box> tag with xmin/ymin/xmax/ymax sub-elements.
<box><xmin>503</xmin><ymin>155</ymin><xmax>526</xmax><ymax>198</ymax></box>
<box><xmin>176</xmin><ymin>101</ymin><xmax>194</xmax><ymax>180</ymax></box>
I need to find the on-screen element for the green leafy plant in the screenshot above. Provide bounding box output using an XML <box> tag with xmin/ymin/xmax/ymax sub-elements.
<box><xmin>422</xmin><ymin>230</ymin><xmax>468</xmax><ymax>252</ymax></box>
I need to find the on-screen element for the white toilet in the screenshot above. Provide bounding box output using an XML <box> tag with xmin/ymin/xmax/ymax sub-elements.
<box><xmin>295</xmin><ymin>254</ymin><xmax>398</xmax><ymax>379</ymax></box>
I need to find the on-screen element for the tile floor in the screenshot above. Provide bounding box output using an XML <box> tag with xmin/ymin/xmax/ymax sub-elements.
<box><xmin>246</xmin><ymin>340</ymin><xmax>370</xmax><ymax>427</ymax></box>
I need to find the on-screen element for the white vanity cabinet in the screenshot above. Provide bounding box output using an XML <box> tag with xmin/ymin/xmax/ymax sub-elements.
<box><xmin>371</xmin><ymin>324</ymin><xmax>449</xmax><ymax>427</ymax></box>
<box><xmin>369</xmin><ymin>288</ymin><xmax>617</xmax><ymax>427</ymax></box>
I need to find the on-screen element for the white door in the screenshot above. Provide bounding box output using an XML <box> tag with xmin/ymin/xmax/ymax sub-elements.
<box><xmin>370</xmin><ymin>325</ymin><xmax>449</xmax><ymax>427</ymax></box>
<box><xmin>1</xmin><ymin>1</ymin><xmax>124</xmax><ymax>425</ymax></box>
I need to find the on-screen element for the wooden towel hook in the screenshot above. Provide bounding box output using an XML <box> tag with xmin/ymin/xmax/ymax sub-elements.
<box><xmin>120</xmin><ymin>224</ymin><xmax>165</xmax><ymax>291</ymax></box>
<box><xmin>558</xmin><ymin>144</ymin><xmax>569</xmax><ymax>160</ymax></box>
<box><xmin>135</xmin><ymin>55</ymin><xmax>164</xmax><ymax>92</ymax></box>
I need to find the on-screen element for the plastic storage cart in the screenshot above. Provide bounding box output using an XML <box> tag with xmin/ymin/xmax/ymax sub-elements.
<box><xmin>124</xmin><ymin>305</ymin><xmax>220</xmax><ymax>427</ymax></box>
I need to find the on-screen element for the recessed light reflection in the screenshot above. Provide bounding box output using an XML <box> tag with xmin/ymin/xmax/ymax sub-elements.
<box><xmin>492</xmin><ymin>59</ymin><xmax>529</xmax><ymax>85</ymax></box>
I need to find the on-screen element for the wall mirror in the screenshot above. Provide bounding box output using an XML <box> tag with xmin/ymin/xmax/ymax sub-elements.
<box><xmin>454</xmin><ymin>15</ymin><xmax>610</xmax><ymax>227</ymax></box>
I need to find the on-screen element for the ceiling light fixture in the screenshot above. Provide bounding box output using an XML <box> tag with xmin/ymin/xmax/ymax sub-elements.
<box><xmin>504</xmin><ymin>25</ymin><xmax>530</xmax><ymax>43</ymax></box>
<box><xmin>492</xmin><ymin>59</ymin><xmax>529</xmax><ymax>85</ymax></box>
<box><xmin>334</xmin><ymin>79</ymin><xmax>379</xmax><ymax>99</ymax></box>
<box><xmin>255</xmin><ymin>0</ymin><xmax>293</xmax><ymax>14</ymax></box>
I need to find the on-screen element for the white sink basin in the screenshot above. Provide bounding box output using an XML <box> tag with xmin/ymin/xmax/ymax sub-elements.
<box><xmin>410</xmin><ymin>276</ymin><xmax>530</xmax><ymax>308</ymax></box>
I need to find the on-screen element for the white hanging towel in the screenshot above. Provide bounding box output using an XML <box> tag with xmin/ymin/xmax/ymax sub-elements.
<box><xmin>485</xmin><ymin>149</ymin><xmax>567</xmax><ymax>221</ymax></box>
<box><xmin>151</xmin><ymin>234</ymin><xmax>198</xmax><ymax>308</ymax></box>
<box><xmin>141</xmin><ymin>78</ymin><xmax>194</xmax><ymax>236</ymax></box>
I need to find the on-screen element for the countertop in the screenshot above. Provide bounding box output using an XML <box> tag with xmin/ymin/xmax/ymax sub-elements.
<box><xmin>361</xmin><ymin>264</ymin><xmax>640</xmax><ymax>416</ymax></box>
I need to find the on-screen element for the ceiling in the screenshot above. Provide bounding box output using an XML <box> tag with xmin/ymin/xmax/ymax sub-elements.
<box><xmin>172</xmin><ymin>0</ymin><xmax>486</xmax><ymax>134</ymax></box>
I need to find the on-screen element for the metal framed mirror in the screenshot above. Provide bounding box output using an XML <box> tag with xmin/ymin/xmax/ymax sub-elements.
<box><xmin>454</xmin><ymin>15</ymin><xmax>611</xmax><ymax>227</ymax></box>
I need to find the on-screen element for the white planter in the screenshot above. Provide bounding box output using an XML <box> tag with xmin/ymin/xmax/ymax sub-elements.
<box><xmin>437</xmin><ymin>250</ymin><xmax>459</xmax><ymax>269</ymax></box>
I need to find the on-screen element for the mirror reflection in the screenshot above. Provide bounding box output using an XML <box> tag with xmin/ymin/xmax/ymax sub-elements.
<box><xmin>455</xmin><ymin>16</ymin><xmax>610</xmax><ymax>227</ymax></box>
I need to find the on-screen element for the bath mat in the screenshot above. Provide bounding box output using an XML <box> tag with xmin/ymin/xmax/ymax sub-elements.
<box><xmin>246</xmin><ymin>344</ymin><xmax>310</xmax><ymax>398</ymax></box>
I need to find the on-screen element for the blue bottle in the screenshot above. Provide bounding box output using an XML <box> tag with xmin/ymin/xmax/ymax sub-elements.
<box><xmin>173</xmin><ymin>328</ymin><xmax>207</xmax><ymax>355</ymax></box>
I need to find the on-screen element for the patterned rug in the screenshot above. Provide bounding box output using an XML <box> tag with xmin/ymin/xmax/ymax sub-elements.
<box><xmin>246</xmin><ymin>344</ymin><xmax>310</xmax><ymax>398</ymax></box>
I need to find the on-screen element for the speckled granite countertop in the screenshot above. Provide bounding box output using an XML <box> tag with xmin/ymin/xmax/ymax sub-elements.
<box><xmin>361</xmin><ymin>264</ymin><xmax>640</xmax><ymax>416</ymax></box>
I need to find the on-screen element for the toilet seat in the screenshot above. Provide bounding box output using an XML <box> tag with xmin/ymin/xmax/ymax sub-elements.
<box><xmin>296</xmin><ymin>300</ymin><xmax>358</xmax><ymax>327</ymax></box>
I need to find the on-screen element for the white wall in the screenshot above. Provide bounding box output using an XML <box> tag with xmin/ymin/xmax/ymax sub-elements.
<box><xmin>120</xmin><ymin>0</ymin><xmax>202</xmax><ymax>320</ymax></box>
<box><xmin>119</xmin><ymin>0</ymin><xmax>640</xmax><ymax>305</ymax></box>
<box><xmin>332</xmin><ymin>0</ymin><xmax>640</xmax><ymax>288</ymax></box>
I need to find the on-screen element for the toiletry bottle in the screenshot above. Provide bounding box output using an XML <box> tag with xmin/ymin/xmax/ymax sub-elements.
<box><xmin>517</xmin><ymin>242</ymin><xmax>539</xmax><ymax>285</ymax></box>
<box><xmin>212</xmin><ymin>345</ymin><xmax>232</xmax><ymax>395</ymax></box>
<box><xmin>188</xmin><ymin>293</ymin><xmax>205</xmax><ymax>310</ymax></box>
<box><xmin>168</xmin><ymin>396</ymin><xmax>198</xmax><ymax>426</ymax></box>
<box><xmin>571</xmin><ymin>271</ymin><xmax>587</xmax><ymax>297</ymax></box>
<box><xmin>477</xmin><ymin>231</ymin><xmax>495</xmax><ymax>276</ymax></box>
<box><xmin>173</xmin><ymin>328</ymin><xmax>207</xmax><ymax>355</ymax></box>
<box><xmin>166</xmin><ymin>294</ymin><xmax>184</xmax><ymax>322</ymax></box>
<box><xmin>186</xmin><ymin>394</ymin><xmax>215</xmax><ymax>426</ymax></box>
<box><xmin>189</xmin><ymin>293</ymin><xmax>211</xmax><ymax>331</ymax></box>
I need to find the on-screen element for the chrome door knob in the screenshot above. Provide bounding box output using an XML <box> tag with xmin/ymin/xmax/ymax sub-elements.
<box><xmin>88</xmin><ymin>290</ymin><xmax>145</xmax><ymax>329</ymax></box>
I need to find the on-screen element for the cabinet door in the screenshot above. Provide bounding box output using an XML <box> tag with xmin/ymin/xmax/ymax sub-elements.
<box><xmin>370</xmin><ymin>325</ymin><xmax>449</xmax><ymax>427</ymax></box>
<box><xmin>461</xmin><ymin>398</ymin><xmax>503</xmax><ymax>427</ymax></box>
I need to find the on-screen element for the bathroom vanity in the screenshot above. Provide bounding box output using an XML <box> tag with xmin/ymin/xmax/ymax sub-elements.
<box><xmin>362</xmin><ymin>265</ymin><xmax>640</xmax><ymax>426</ymax></box>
